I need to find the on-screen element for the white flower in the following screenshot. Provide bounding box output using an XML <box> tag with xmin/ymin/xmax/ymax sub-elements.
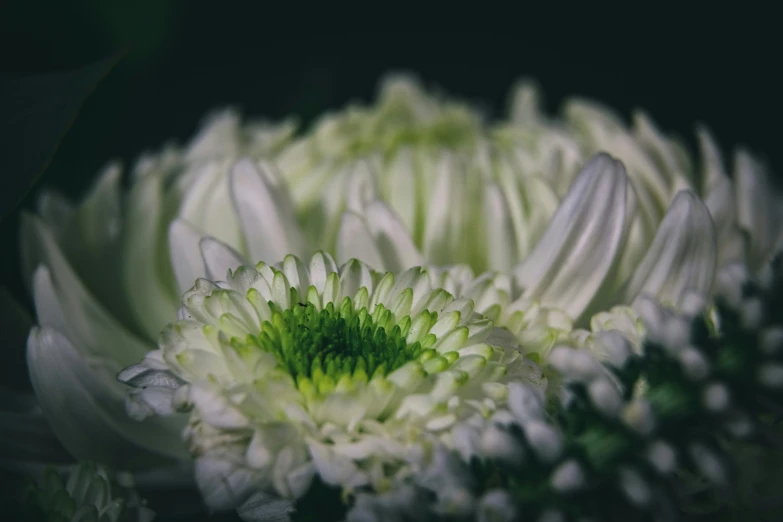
<box><xmin>15</xmin><ymin>72</ymin><xmax>782</xmax><ymax>480</ymax></box>
<box><xmin>119</xmin><ymin>251</ymin><xmax>544</xmax><ymax>510</ymax></box>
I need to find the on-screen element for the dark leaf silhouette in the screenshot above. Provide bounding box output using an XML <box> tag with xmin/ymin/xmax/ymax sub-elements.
<box><xmin>0</xmin><ymin>54</ymin><xmax>122</xmax><ymax>222</ymax></box>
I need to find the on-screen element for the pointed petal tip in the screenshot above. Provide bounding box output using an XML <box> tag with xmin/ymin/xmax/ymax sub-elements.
<box><xmin>199</xmin><ymin>236</ymin><xmax>246</xmax><ymax>281</ymax></box>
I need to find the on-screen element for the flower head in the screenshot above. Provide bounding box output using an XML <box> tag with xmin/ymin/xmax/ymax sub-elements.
<box><xmin>119</xmin><ymin>251</ymin><xmax>544</xmax><ymax>509</ymax></box>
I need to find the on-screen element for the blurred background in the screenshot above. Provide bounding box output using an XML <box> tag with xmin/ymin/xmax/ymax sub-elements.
<box><xmin>0</xmin><ymin>1</ymin><xmax>780</xmax><ymax>518</ymax></box>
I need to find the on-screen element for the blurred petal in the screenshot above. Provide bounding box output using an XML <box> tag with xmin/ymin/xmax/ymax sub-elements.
<box><xmin>237</xmin><ymin>492</ymin><xmax>293</xmax><ymax>522</ymax></box>
<box><xmin>169</xmin><ymin>219</ymin><xmax>208</xmax><ymax>294</ymax></box>
<box><xmin>27</xmin><ymin>326</ymin><xmax>188</xmax><ymax>468</ymax></box>
<box><xmin>36</xmin><ymin>190</ymin><xmax>74</xmax><ymax>241</ymax></box>
<box><xmin>483</xmin><ymin>183</ymin><xmax>517</xmax><ymax>272</ymax></box>
<box><xmin>200</xmin><ymin>237</ymin><xmax>247</xmax><ymax>282</ymax></box>
<box><xmin>337</xmin><ymin>211</ymin><xmax>385</xmax><ymax>270</ymax></box>
<box><xmin>422</xmin><ymin>154</ymin><xmax>467</xmax><ymax>265</ymax></box>
<box><xmin>230</xmin><ymin>159</ymin><xmax>306</xmax><ymax>264</ymax></box>
<box><xmin>121</xmin><ymin>173</ymin><xmax>179</xmax><ymax>340</ymax></box>
<box><xmin>619</xmin><ymin>190</ymin><xmax>717</xmax><ymax>307</ymax></box>
<box><xmin>515</xmin><ymin>153</ymin><xmax>629</xmax><ymax>321</ymax></box>
<box><xmin>26</xmin><ymin>221</ymin><xmax>150</xmax><ymax>367</ymax></box>
<box><xmin>735</xmin><ymin>150</ymin><xmax>783</xmax><ymax>269</ymax></box>
<box><xmin>194</xmin><ymin>456</ymin><xmax>257</xmax><ymax>511</ymax></box>
<box><xmin>362</xmin><ymin>201</ymin><xmax>424</xmax><ymax>273</ymax></box>
<box><xmin>696</xmin><ymin>126</ymin><xmax>728</xmax><ymax>194</ymax></box>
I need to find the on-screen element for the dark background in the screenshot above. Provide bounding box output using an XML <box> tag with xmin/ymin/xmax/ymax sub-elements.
<box><xmin>0</xmin><ymin>2</ymin><xmax>780</xmax><ymax>519</ymax></box>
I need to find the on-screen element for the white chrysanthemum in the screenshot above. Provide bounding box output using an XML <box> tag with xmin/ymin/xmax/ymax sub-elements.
<box><xmin>119</xmin><ymin>251</ymin><xmax>544</xmax><ymax>510</ymax></box>
<box><xmin>15</xmin><ymin>72</ymin><xmax>782</xmax><ymax>476</ymax></box>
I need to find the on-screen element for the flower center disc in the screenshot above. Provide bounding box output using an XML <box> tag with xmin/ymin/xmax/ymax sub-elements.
<box><xmin>249</xmin><ymin>299</ymin><xmax>424</xmax><ymax>392</ymax></box>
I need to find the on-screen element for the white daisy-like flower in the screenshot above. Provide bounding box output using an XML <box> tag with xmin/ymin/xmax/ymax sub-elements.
<box><xmin>119</xmin><ymin>250</ymin><xmax>544</xmax><ymax>512</ymax></box>
<box><xmin>15</xmin><ymin>72</ymin><xmax>781</xmax><ymax>479</ymax></box>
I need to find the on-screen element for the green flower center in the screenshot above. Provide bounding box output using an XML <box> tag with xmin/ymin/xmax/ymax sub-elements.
<box><xmin>247</xmin><ymin>298</ymin><xmax>437</xmax><ymax>394</ymax></box>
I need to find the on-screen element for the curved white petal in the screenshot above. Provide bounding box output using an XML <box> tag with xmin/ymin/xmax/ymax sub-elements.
<box><xmin>27</xmin><ymin>222</ymin><xmax>150</xmax><ymax>367</ymax></box>
<box><xmin>696</xmin><ymin>126</ymin><xmax>728</xmax><ymax>194</ymax></box>
<box><xmin>515</xmin><ymin>153</ymin><xmax>629</xmax><ymax>321</ymax></box>
<box><xmin>362</xmin><ymin>201</ymin><xmax>424</xmax><ymax>273</ymax></box>
<box><xmin>382</xmin><ymin>147</ymin><xmax>419</xmax><ymax>234</ymax></box>
<box><xmin>24</xmin><ymin>166</ymin><xmax>123</xmax><ymax>316</ymax></box>
<box><xmin>632</xmin><ymin>112</ymin><xmax>686</xmax><ymax>192</ymax></box>
<box><xmin>422</xmin><ymin>153</ymin><xmax>467</xmax><ymax>265</ymax></box>
<box><xmin>200</xmin><ymin>237</ymin><xmax>247</xmax><ymax>282</ymax></box>
<box><xmin>194</xmin><ymin>456</ymin><xmax>258</xmax><ymax>511</ymax></box>
<box><xmin>36</xmin><ymin>190</ymin><xmax>74</xmax><ymax>241</ymax></box>
<box><xmin>27</xmin><ymin>326</ymin><xmax>188</xmax><ymax>468</ymax></box>
<box><xmin>508</xmin><ymin>80</ymin><xmax>542</xmax><ymax>123</ymax></box>
<box><xmin>703</xmin><ymin>177</ymin><xmax>746</xmax><ymax>266</ymax></box>
<box><xmin>735</xmin><ymin>150</ymin><xmax>782</xmax><ymax>269</ymax></box>
<box><xmin>345</xmin><ymin>160</ymin><xmax>380</xmax><ymax>214</ymax></box>
<box><xmin>337</xmin><ymin>211</ymin><xmax>386</xmax><ymax>270</ymax></box>
<box><xmin>176</xmin><ymin>161</ymin><xmax>243</xmax><ymax>250</ymax></box>
<box><xmin>484</xmin><ymin>183</ymin><xmax>518</xmax><ymax>272</ymax></box>
<box><xmin>185</xmin><ymin>109</ymin><xmax>241</xmax><ymax>161</ymax></box>
<box><xmin>566</xmin><ymin>100</ymin><xmax>669</xmax><ymax>219</ymax></box>
<box><xmin>121</xmin><ymin>173</ymin><xmax>180</xmax><ymax>340</ymax></box>
<box><xmin>237</xmin><ymin>492</ymin><xmax>293</xmax><ymax>522</ymax></box>
<box><xmin>620</xmin><ymin>190</ymin><xmax>717</xmax><ymax>307</ymax></box>
<box><xmin>169</xmin><ymin>219</ymin><xmax>208</xmax><ymax>294</ymax></box>
<box><xmin>230</xmin><ymin>158</ymin><xmax>306</xmax><ymax>265</ymax></box>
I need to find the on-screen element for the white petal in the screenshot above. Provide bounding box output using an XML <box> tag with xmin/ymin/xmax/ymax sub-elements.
<box><xmin>189</xmin><ymin>384</ymin><xmax>249</xmax><ymax>429</ymax></box>
<box><xmin>185</xmin><ymin>109</ymin><xmax>241</xmax><ymax>160</ymax></box>
<box><xmin>29</xmin><ymin>241</ymin><xmax>148</xmax><ymax>368</ymax></box>
<box><xmin>337</xmin><ymin>211</ymin><xmax>385</xmax><ymax>270</ymax></box>
<box><xmin>230</xmin><ymin>158</ymin><xmax>305</xmax><ymax>265</ymax></box>
<box><xmin>200</xmin><ymin>237</ymin><xmax>247</xmax><ymax>282</ymax></box>
<box><xmin>237</xmin><ymin>492</ymin><xmax>293</xmax><ymax>522</ymax></box>
<box><xmin>362</xmin><ymin>201</ymin><xmax>424</xmax><ymax>273</ymax></box>
<box><xmin>508</xmin><ymin>80</ymin><xmax>542</xmax><ymax>123</ymax></box>
<box><xmin>195</xmin><ymin>456</ymin><xmax>257</xmax><ymax>511</ymax></box>
<box><xmin>339</xmin><ymin>259</ymin><xmax>376</xmax><ymax>300</ymax></box>
<box><xmin>169</xmin><ymin>219</ymin><xmax>208</xmax><ymax>294</ymax></box>
<box><xmin>483</xmin><ymin>183</ymin><xmax>517</xmax><ymax>272</ymax></box>
<box><xmin>176</xmin><ymin>162</ymin><xmax>244</xmax><ymax>249</ymax></box>
<box><xmin>47</xmin><ymin>165</ymin><xmax>125</xmax><ymax>313</ymax></box>
<box><xmin>620</xmin><ymin>190</ymin><xmax>717</xmax><ymax>307</ymax></box>
<box><xmin>307</xmin><ymin>440</ymin><xmax>368</xmax><ymax>488</ymax></box>
<box><xmin>345</xmin><ymin>160</ymin><xmax>379</xmax><ymax>213</ymax></box>
<box><xmin>703</xmin><ymin>177</ymin><xmax>746</xmax><ymax>266</ymax></box>
<box><xmin>735</xmin><ymin>150</ymin><xmax>781</xmax><ymax>269</ymax></box>
<box><xmin>308</xmin><ymin>252</ymin><xmax>339</xmax><ymax>294</ymax></box>
<box><xmin>27</xmin><ymin>327</ymin><xmax>188</xmax><ymax>468</ymax></box>
<box><xmin>383</xmin><ymin>147</ymin><xmax>418</xmax><ymax>233</ymax></box>
<box><xmin>422</xmin><ymin>153</ymin><xmax>467</xmax><ymax>265</ymax></box>
<box><xmin>36</xmin><ymin>190</ymin><xmax>74</xmax><ymax>240</ymax></box>
<box><xmin>696</xmin><ymin>125</ymin><xmax>728</xmax><ymax>194</ymax></box>
<box><xmin>515</xmin><ymin>153</ymin><xmax>629</xmax><ymax>321</ymax></box>
<box><xmin>120</xmin><ymin>174</ymin><xmax>180</xmax><ymax>339</ymax></box>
